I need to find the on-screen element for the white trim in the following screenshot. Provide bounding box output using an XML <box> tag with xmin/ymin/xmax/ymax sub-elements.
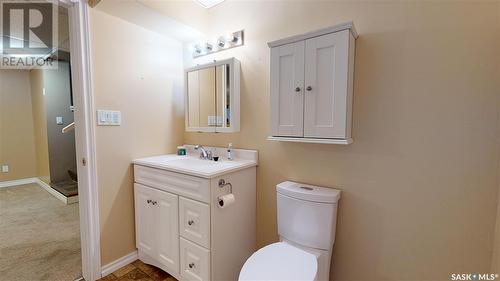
<box><xmin>69</xmin><ymin>2</ymin><xmax>102</xmax><ymax>281</ymax></box>
<box><xmin>267</xmin><ymin>21</ymin><xmax>358</xmax><ymax>48</ymax></box>
<box><xmin>36</xmin><ymin>178</ymin><xmax>68</xmax><ymax>204</ymax></box>
<box><xmin>267</xmin><ymin>136</ymin><xmax>353</xmax><ymax>145</ymax></box>
<box><xmin>0</xmin><ymin>177</ymin><xmax>37</xmax><ymax>188</ymax></box>
<box><xmin>67</xmin><ymin>195</ymin><xmax>79</xmax><ymax>204</ymax></box>
<box><xmin>0</xmin><ymin>177</ymin><xmax>79</xmax><ymax>204</ymax></box>
<box><xmin>101</xmin><ymin>250</ymin><xmax>138</xmax><ymax>277</ymax></box>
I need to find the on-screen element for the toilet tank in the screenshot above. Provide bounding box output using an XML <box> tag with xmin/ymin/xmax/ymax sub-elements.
<box><xmin>276</xmin><ymin>181</ymin><xmax>341</xmax><ymax>251</ymax></box>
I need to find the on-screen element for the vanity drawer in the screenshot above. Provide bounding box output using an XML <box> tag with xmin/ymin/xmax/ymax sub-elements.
<box><xmin>134</xmin><ymin>165</ymin><xmax>210</xmax><ymax>203</ymax></box>
<box><xmin>179</xmin><ymin>197</ymin><xmax>210</xmax><ymax>248</ymax></box>
<box><xmin>180</xmin><ymin>237</ymin><xmax>210</xmax><ymax>281</ymax></box>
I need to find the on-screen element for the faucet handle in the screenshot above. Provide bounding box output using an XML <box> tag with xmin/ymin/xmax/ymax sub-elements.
<box><xmin>207</xmin><ymin>150</ymin><xmax>213</xmax><ymax>160</ymax></box>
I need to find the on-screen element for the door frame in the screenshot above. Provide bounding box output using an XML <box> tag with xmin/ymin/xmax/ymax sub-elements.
<box><xmin>65</xmin><ymin>1</ymin><xmax>101</xmax><ymax>280</ymax></box>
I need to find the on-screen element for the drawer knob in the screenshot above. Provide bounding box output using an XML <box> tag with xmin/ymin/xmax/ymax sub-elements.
<box><xmin>152</xmin><ymin>201</ymin><xmax>157</xmax><ymax>205</ymax></box>
<box><xmin>306</xmin><ymin>86</ymin><xmax>312</xmax><ymax>91</ymax></box>
<box><xmin>188</xmin><ymin>220</ymin><xmax>195</xmax><ymax>226</ymax></box>
<box><xmin>295</xmin><ymin>87</ymin><xmax>301</xmax><ymax>92</ymax></box>
<box><xmin>189</xmin><ymin>263</ymin><xmax>195</xmax><ymax>269</ymax></box>
<box><xmin>147</xmin><ymin>199</ymin><xmax>152</xmax><ymax>204</ymax></box>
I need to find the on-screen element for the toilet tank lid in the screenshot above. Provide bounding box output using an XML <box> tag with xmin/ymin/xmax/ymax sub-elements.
<box><xmin>277</xmin><ymin>181</ymin><xmax>341</xmax><ymax>203</ymax></box>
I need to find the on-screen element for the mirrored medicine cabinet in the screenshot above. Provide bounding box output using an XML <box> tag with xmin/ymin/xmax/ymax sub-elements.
<box><xmin>185</xmin><ymin>58</ymin><xmax>240</xmax><ymax>133</ymax></box>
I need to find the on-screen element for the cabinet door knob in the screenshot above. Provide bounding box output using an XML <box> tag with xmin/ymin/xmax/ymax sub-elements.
<box><xmin>295</xmin><ymin>87</ymin><xmax>301</xmax><ymax>92</ymax></box>
<box><xmin>306</xmin><ymin>86</ymin><xmax>312</xmax><ymax>91</ymax></box>
<box><xmin>189</xmin><ymin>263</ymin><xmax>195</xmax><ymax>269</ymax></box>
<box><xmin>188</xmin><ymin>220</ymin><xmax>194</xmax><ymax>226</ymax></box>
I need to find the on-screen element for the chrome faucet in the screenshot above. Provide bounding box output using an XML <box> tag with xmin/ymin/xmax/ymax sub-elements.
<box><xmin>194</xmin><ymin>145</ymin><xmax>212</xmax><ymax>160</ymax></box>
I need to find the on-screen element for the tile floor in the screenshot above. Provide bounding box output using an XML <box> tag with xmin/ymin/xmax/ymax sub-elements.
<box><xmin>98</xmin><ymin>260</ymin><xmax>178</xmax><ymax>281</ymax></box>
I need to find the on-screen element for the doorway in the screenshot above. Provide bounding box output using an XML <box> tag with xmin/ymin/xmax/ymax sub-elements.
<box><xmin>0</xmin><ymin>1</ymin><xmax>100</xmax><ymax>280</ymax></box>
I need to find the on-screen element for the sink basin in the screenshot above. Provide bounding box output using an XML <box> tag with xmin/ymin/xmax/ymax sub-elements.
<box><xmin>133</xmin><ymin>150</ymin><xmax>257</xmax><ymax>178</ymax></box>
<box><xmin>167</xmin><ymin>157</ymin><xmax>222</xmax><ymax>168</ymax></box>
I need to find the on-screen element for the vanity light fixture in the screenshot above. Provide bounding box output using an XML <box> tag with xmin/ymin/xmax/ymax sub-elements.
<box><xmin>194</xmin><ymin>45</ymin><xmax>203</xmax><ymax>54</ymax></box>
<box><xmin>192</xmin><ymin>30</ymin><xmax>244</xmax><ymax>58</ymax></box>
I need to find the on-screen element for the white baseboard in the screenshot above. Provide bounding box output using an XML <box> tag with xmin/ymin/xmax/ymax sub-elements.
<box><xmin>36</xmin><ymin>178</ymin><xmax>69</xmax><ymax>204</ymax></box>
<box><xmin>101</xmin><ymin>250</ymin><xmax>138</xmax><ymax>278</ymax></box>
<box><xmin>0</xmin><ymin>177</ymin><xmax>79</xmax><ymax>205</ymax></box>
<box><xmin>0</xmin><ymin>177</ymin><xmax>37</xmax><ymax>188</ymax></box>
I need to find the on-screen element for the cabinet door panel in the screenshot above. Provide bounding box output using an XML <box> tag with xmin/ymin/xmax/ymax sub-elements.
<box><xmin>270</xmin><ymin>41</ymin><xmax>305</xmax><ymax>137</ymax></box>
<box><xmin>304</xmin><ymin>30</ymin><xmax>349</xmax><ymax>138</ymax></box>
<box><xmin>134</xmin><ymin>183</ymin><xmax>156</xmax><ymax>258</ymax></box>
<box><xmin>154</xmin><ymin>189</ymin><xmax>180</xmax><ymax>274</ymax></box>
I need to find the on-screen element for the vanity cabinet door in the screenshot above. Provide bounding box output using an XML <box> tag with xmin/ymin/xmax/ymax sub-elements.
<box><xmin>134</xmin><ymin>183</ymin><xmax>156</xmax><ymax>258</ymax></box>
<box><xmin>153</xmin><ymin>188</ymin><xmax>180</xmax><ymax>275</ymax></box>
<box><xmin>270</xmin><ymin>41</ymin><xmax>305</xmax><ymax>137</ymax></box>
<box><xmin>304</xmin><ymin>30</ymin><xmax>350</xmax><ymax>138</ymax></box>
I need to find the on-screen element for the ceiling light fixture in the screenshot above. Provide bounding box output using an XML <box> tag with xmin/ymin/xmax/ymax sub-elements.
<box><xmin>193</xmin><ymin>0</ymin><xmax>225</xmax><ymax>9</ymax></box>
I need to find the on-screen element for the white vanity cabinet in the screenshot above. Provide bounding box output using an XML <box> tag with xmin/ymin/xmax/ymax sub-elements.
<box><xmin>268</xmin><ymin>22</ymin><xmax>358</xmax><ymax>144</ymax></box>
<box><xmin>133</xmin><ymin>146</ymin><xmax>257</xmax><ymax>281</ymax></box>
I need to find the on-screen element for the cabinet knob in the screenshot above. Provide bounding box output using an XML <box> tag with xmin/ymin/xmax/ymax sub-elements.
<box><xmin>306</xmin><ymin>86</ymin><xmax>312</xmax><ymax>91</ymax></box>
<box><xmin>295</xmin><ymin>87</ymin><xmax>301</xmax><ymax>92</ymax></box>
<box><xmin>188</xmin><ymin>220</ymin><xmax>195</xmax><ymax>226</ymax></box>
<box><xmin>189</xmin><ymin>263</ymin><xmax>195</xmax><ymax>269</ymax></box>
<box><xmin>147</xmin><ymin>199</ymin><xmax>152</xmax><ymax>204</ymax></box>
<box><xmin>152</xmin><ymin>201</ymin><xmax>157</xmax><ymax>205</ymax></box>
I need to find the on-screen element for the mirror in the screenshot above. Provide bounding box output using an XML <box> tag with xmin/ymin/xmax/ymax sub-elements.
<box><xmin>185</xmin><ymin>58</ymin><xmax>240</xmax><ymax>133</ymax></box>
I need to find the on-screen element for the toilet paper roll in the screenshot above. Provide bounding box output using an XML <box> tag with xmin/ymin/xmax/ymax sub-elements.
<box><xmin>217</xmin><ymin>194</ymin><xmax>235</xmax><ymax>209</ymax></box>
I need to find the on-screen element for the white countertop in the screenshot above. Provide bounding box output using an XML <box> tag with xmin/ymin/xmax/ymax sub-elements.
<box><xmin>132</xmin><ymin>145</ymin><xmax>258</xmax><ymax>178</ymax></box>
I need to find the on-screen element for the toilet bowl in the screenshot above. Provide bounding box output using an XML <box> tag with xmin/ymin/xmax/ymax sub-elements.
<box><xmin>239</xmin><ymin>181</ymin><xmax>341</xmax><ymax>281</ymax></box>
<box><xmin>239</xmin><ymin>241</ymin><xmax>317</xmax><ymax>281</ymax></box>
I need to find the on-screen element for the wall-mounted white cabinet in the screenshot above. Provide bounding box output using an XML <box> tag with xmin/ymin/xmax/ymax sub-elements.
<box><xmin>268</xmin><ymin>22</ymin><xmax>357</xmax><ymax>144</ymax></box>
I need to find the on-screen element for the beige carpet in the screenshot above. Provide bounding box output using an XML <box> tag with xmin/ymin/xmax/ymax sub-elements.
<box><xmin>0</xmin><ymin>183</ymin><xmax>81</xmax><ymax>281</ymax></box>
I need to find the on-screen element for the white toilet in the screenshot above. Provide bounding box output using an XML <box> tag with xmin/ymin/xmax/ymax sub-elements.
<box><xmin>239</xmin><ymin>181</ymin><xmax>341</xmax><ymax>281</ymax></box>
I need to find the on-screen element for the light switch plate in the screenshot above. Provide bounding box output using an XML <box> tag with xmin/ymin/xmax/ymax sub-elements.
<box><xmin>1</xmin><ymin>165</ymin><xmax>9</xmax><ymax>173</ymax></box>
<box><xmin>56</xmin><ymin>116</ymin><xmax>63</xmax><ymax>125</ymax></box>
<box><xmin>97</xmin><ymin>110</ymin><xmax>121</xmax><ymax>126</ymax></box>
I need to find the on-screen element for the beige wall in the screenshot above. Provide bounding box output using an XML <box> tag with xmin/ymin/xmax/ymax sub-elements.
<box><xmin>175</xmin><ymin>1</ymin><xmax>499</xmax><ymax>280</ymax></box>
<box><xmin>92</xmin><ymin>1</ymin><xmax>500</xmax><ymax>279</ymax></box>
<box><xmin>29</xmin><ymin>70</ymin><xmax>50</xmax><ymax>184</ymax></box>
<box><xmin>0</xmin><ymin>70</ymin><xmax>37</xmax><ymax>182</ymax></box>
<box><xmin>491</xmin><ymin>2</ymin><xmax>500</xmax><ymax>273</ymax></box>
<box><xmin>89</xmin><ymin>9</ymin><xmax>184</xmax><ymax>264</ymax></box>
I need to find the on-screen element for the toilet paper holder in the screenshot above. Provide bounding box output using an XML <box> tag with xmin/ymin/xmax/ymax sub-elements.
<box><xmin>217</xmin><ymin>179</ymin><xmax>235</xmax><ymax>208</ymax></box>
<box><xmin>218</xmin><ymin>179</ymin><xmax>233</xmax><ymax>193</ymax></box>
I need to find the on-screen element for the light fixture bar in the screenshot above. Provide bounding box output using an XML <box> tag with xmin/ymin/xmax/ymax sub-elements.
<box><xmin>192</xmin><ymin>30</ymin><xmax>244</xmax><ymax>58</ymax></box>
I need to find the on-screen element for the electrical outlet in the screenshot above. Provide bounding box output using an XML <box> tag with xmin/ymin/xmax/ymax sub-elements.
<box><xmin>1</xmin><ymin>165</ymin><xmax>9</xmax><ymax>173</ymax></box>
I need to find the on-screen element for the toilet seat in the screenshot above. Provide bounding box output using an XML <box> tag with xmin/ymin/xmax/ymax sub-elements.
<box><xmin>238</xmin><ymin>242</ymin><xmax>318</xmax><ymax>281</ymax></box>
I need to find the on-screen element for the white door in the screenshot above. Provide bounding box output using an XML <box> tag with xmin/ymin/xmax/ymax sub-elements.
<box><xmin>154</xmin><ymin>189</ymin><xmax>180</xmax><ymax>274</ymax></box>
<box><xmin>270</xmin><ymin>41</ymin><xmax>305</xmax><ymax>137</ymax></box>
<box><xmin>304</xmin><ymin>30</ymin><xmax>350</xmax><ymax>138</ymax></box>
<box><xmin>134</xmin><ymin>183</ymin><xmax>156</xmax><ymax>258</ymax></box>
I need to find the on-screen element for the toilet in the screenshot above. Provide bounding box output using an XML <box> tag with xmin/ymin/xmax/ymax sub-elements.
<box><xmin>239</xmin><ymin>181</ymin><xmax>341</xmax><ymax>281</ymax></box>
